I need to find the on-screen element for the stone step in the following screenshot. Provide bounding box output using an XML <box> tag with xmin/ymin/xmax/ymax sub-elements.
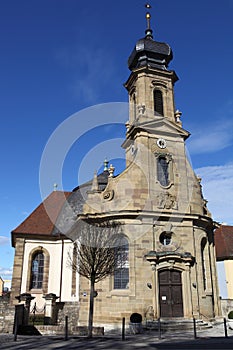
<box><xmin>35</xmin><ymin>325</ymin><xmax>104</xmax><ymax>336</ymax></box>
<box><xmin>35</xmin><ymin>325</ymin><xmax>64</xmax><ymax>335</ymax></box>
<box><xmin>143</xmin><ymin>319</ymin><xmax>213</xmax><ymax>331</ymax></box>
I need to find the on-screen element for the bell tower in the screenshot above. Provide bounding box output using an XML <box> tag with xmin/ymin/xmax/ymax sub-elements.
<box><xmin>122</xmin><ymin>5</ymin><xmax>190</xmax><ymax>174</ymax></box>
<box><xmin>125</xmin><ymin>5</ymin><xmax>179</xmax><ymax>126</ymax></box>
<box><xmin>120</xmin><ymin>4</ymin><xmax>221</xmax><ymax>321</ymax></box>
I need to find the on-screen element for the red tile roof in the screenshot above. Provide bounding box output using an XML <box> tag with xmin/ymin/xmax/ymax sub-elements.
<box><xmin>11</xmin><ymin>191</ymin><xmax>71</xmax><ymax>239</ymax></box>
<box><xmin>215</xmin><ymin>225</ymin><xmax>233</xmax><ymax>260</ymax></box>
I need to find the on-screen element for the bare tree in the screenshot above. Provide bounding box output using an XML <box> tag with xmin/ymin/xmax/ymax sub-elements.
<box><xmin>67</xmin><ymin>219</ymin><xmax>126</xmax><ymax>338</ymax></box>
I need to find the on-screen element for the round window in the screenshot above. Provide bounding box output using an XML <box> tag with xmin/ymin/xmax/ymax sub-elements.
<box><xmin>160</xmin><ymin>232</ymin><xmax>172</xmax><ymax>246</ymax></box>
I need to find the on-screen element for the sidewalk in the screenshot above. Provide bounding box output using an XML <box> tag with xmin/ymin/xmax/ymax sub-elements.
<box><xmin>1</xmin><ymin>323</ymin><xmax>233</xmax><ymax>349</ymax></box>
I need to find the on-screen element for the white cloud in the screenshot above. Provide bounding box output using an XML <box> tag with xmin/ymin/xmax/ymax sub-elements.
<box><xmin>187</xmin><ymin>119</ymin><xmax>233</xmax><ymax>154</ymax></box>
<box><xmin>187</xmin><ymin>100</ymin><xmax>233</xmax><ymax>155</ymax></box>
<box><xmin>0</xmin><ymin>236</ymin><xmax>9</xmax><ymax>246</ymax></box>
<box><xmin>0</xmin><ymin>266</ymin><xmax>12</xmax><ymax>277</ymax></box>
<box><xmin>195</xmin><ymin>163</ymin><xmax>233</xmax><ymax>224</ymax></box>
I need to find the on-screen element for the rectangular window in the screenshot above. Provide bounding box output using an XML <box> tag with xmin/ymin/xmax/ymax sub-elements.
<box><xmin>157</xmin><ymin>156</ymin><xmax>169</xmax><ymax>187</ymax></box>
<box><xmin>154</xmin><ymin>89</ymin><xmax>164</xmax><ymax>116</ymax></box>
<box><xmin>114</xmin><ymin>268</ymin><xmax>129</xmax><ymax>289</ymax></box>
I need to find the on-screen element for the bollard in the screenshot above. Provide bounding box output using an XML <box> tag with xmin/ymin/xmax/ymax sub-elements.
<box><xmin>158</xmin><ymin>318</ymin><xmax>162</xmax><ymax>339</ymax></box>
<box><xmin>64</xmin><ymin>315</ymin><xmax>68</xmax><ymax>341</ymax></box>
<box><xmin>224</xmin><ymin>317</ymin><xmax>228</xmax><ymax>338</ymax></box>
<box><xmin>122</xmin><ymin>317</ymin><xmax>125</xmax><ymax>340</ymax></box>
<box><xmin>193</xmin><ymin>317</ymin><xmax>197</xmax><ymax>339</ymax></box>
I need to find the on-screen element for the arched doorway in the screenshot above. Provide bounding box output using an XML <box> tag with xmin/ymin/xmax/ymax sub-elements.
<box><xmin>159</xmin><ymin>269</ymin><xmax>183</xmax><ymax>317</ymax></box>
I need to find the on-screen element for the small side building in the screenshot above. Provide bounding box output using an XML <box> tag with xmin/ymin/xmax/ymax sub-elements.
<box><xmin>10</xmin><ymin>190</ymin><xmax>77</xmax><ymax>308</ymax></box>
<box><xmin>215</xmin><ymin>225</ymin><xmax>233</xmax><ymax>316</ymax></box>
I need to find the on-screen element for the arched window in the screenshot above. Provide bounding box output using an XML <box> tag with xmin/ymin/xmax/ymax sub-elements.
<box><xmin>154</xmin><ymin>89</ymin><xmax>164</xmax><ymax>116</ymax></box>
<box><xmin>114</xmin><ymin>236</ymin><xmax>129</xmax><ymax>289</ymax></box>
<box><xmin>201</xmin><ymin>238</ymin><xmax>207</xmax><ymax>290</ymax></box>
<box><xmin>157</xmin><ymin>156</ymin><xmax>169</xmax><ymax>187</ymax></box>
<box><xmin>30</xmin><ymin>251</ymin><xmax>44</xmax><ymax>289</ymax></box>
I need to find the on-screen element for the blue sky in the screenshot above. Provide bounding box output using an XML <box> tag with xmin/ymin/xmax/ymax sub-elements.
<box><xmin>1</xmin><ymin>0</ymin><xmax>233</xmax><ymax>282</ymax></box>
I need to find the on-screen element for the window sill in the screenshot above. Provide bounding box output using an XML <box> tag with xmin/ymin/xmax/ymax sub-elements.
<box><xmin>106</xmin><ymin>289</ymin><xmax>130</xmax><ymax>298</ymax></box>
<box><xmin>155</xmin><ymin>180</ymin><xmax>173</xmax><ymax>189</ymax></box>
<box><xmin>29</xmin><ymin>289</ymin><xmax>43</xmax><ymax>294</ymax></box>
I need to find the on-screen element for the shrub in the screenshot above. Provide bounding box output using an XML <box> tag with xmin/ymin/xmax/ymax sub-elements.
<box><xmin>130</xmin><ymin>313</ymin><xmax>142</xmax><ymax>323</ymax></box>
<box><xmin>228</xmin><ymin>311</ymin><xmax>233</xmax><ymax>319</ymax></box>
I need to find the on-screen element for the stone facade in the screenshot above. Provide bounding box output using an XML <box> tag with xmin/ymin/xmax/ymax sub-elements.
<box><xmin>0</xmin><ymin>297</ymin><xmax>14</xmax><ymax>333</ymax></box>
<box><xmin>10</xmin><ymin>238</ymin><xmax>25</xmax><ymax>304</ymax></box>
<box><xmin>76</xmin><ymin>32</ymin><xmax>221</xmax><ymax>328</ymax></box>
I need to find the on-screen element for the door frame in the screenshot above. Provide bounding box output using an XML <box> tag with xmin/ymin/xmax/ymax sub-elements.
<box><xmin>158</xmin><ymin>269</ymin><xmax>184</xmax><ymax>318</ymax></box>
<box><xmin>146</xmin><ymin>253</ymin><xmax>194</xmax><ymax>319</ymax></box>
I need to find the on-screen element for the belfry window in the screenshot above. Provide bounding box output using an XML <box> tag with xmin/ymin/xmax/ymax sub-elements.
<box><xmin>114</xmin><ymin>236</ymin><xmax>129</xmax><ymax>289</ymax></box>
<box><xmin>157</xmin><ymin>156</ymin><xmax>169</xmax><ymax>187</ymax></box>
<box><xmin>154</xmin><ymin>89</ymin><xmax>164</xmax><ymax>116</ymax></box>
<box><xmin>30</xmin><ymin>251</ymin><xmax>44</xmax><ymax>289</ymax></box>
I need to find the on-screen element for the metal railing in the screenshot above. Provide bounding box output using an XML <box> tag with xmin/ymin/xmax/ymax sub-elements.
<box><xmin>29</xmin><ymin>302</ymin><xmax>46</xmax><ymax>326</ymax></box>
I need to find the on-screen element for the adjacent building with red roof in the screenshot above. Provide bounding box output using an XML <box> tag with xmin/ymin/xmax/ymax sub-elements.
<box><xmin>215</xmin><ymin>225</ymin><xmax>233</xmax><ymax>302</ymax></box>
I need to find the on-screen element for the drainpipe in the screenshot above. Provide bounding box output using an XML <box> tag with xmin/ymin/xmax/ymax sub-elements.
<box><xmin>59</xmin><ymin>239</ymin><xmax>64</xmax><ymax>302</ymax></box>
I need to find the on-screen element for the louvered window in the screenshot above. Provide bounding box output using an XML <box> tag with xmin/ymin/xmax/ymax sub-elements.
<box><xmin>154</xmin><ymin>89</ymin><xmax>164</xmax><ymax>116</ymax></box>
<box><xmin>157</xmin><ymin>156</ymin><xmax>169</xmax><ymax>187</ymax></box>
<box><xmin>30</xmin><ymin>252</ymin><xmax>44</xmax><ymax>289</ymax></box>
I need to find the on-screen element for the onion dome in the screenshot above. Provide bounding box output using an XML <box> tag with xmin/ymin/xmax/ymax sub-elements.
<box><xmin>128</xmin><ymin>5</ymin><xmax>173</xmax><ymax>71</ymax></box>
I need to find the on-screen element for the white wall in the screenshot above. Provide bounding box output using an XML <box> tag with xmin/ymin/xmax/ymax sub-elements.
<box><xmin>216</xmin><ymin>261</ymin><xmax>228</xmax><ymax>299</ymax></box>
<box><xmin>21</xmin><ymin>238</ymin><xmax>79</xmax><ymax>308</ymax></box>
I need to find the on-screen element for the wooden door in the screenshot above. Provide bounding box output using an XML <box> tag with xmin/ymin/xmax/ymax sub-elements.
<box><xmin>159</xmin><ymin>269</ymin><xmax>183</xmax><ymax>317</ymax></box>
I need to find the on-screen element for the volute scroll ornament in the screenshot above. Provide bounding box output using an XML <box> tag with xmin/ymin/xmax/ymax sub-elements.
<box><xmin>103</xmin><ymin>190</ymin><xmax>114</xmax><ymax>201</ymax></box>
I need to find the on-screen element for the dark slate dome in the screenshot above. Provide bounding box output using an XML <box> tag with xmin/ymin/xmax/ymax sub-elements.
<box><xmin>53</xmin><ymin>170</ymin><xmax>110</xmax><ymax>236</ymax></box>
<box><xmin>128</xmin><ymin>36</ymin><xmax>173</xmax><ymax>71</ymax></box>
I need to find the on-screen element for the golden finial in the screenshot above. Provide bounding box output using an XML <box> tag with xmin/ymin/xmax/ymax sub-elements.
<box><xmin>145</xmin><ymin>4</ymin><xmax>153</xmax><ymax>38</ymax></box>
<box><xmin>145</xmin><ymin>3</ymin><xmax>151</xmax><ymax>28</ymax></box>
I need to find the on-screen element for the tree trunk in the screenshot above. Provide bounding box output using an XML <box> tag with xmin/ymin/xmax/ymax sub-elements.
<box><xmin>88</xmin><ymin>276</ymin><xmax>95</xmax><ymax>338</ymax></box>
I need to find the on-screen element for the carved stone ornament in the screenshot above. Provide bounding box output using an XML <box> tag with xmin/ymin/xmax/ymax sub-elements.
<box><xmin>151</xmin><ymin>143</ymin><xmax>158</xmax><ymax>153</ymax></box>
<box><xmin>150</xmin><ymin>80</ymin><xmax>167</xmax><ymax>90</ymax></box>
<box><xmin>157</xmin><ymin>191</ymin><xmax>177</xmax><ymax>210</ymax></box>
<box><xmin>137</xmin><ymin>104</ymin><xmax>146</xmax><ymax>116</ymax></box>
<box><xmin>103</xmin><ymin>190</ymin><xmax>114</xmax><ymax>201</ymax></box>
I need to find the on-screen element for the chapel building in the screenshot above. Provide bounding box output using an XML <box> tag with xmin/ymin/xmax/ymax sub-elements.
<box><xmin>10</xmin><ymin>9</ymin><xmax>221</xmax><ymax>328</ymax></box>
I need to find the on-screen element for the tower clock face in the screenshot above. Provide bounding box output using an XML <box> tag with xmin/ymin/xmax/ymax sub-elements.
<box><xmin>157</xmin><ymin>138</ymin><xmax>167</xmax><ymax>149</ymax></box>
